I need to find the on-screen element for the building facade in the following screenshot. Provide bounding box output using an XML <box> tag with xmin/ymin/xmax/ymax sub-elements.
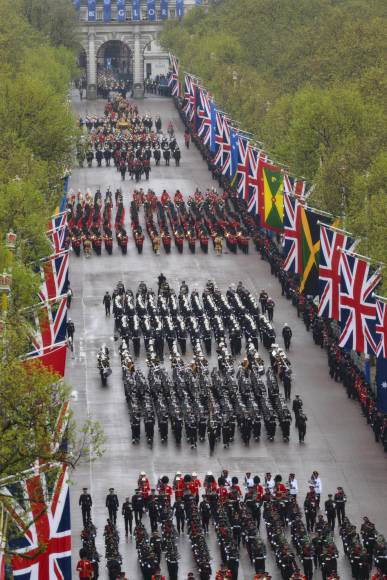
<box><xmin>78</xmin><ymin>0</ymin><xmax>204</xmax><ymax>98</ymax></box>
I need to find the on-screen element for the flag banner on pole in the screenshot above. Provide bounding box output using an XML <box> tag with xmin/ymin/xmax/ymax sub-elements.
<box><xmin>2</xmin><ymin>464</ymin><xmax>72</xmax><ymax>579</ymax></box>
<box><xmin>147</xmin><ymin>0</ymin><xmax>156</xmax><ymax>20</ymax></box>
<box><xmin>160</xmin><ymin>0</ymin><xmax>169</xmax><ymax>19</ymax></box>
<box><xmin>131</xmin><ymin>0</ymin><xmax>140</xmax><ymax>20</ymax></box>
<box><xmin>210</xmin><ymin>101</ymin><xmax>217</xmax><ymax>154</ymax></box>
<box><xmin>183</xmin><ymin>74</ymin><xmax>196</xmax><ymax>123</ymax></box>
<box><xmin>376</xmin><ymin>355</ymin><xmax>387</xmax><ymax>412</ymax></box>
<box><xmin>73</xmin><ymin>0</ymin><xmax>81</xmax><ymax>10</ymax></box>
<box><xmin>176</xmin><ymin>0</ymin><xmax>184</xmax><ymax>18</ymax></box>
<box><xmin>258</xmin><ymin>161</ymin><xmax>284</xmax><ymax>232</ymax></box>
<box><xmin>87</xmin><ymin>0</ymin><xmax>96</xmax><ymax>20</ymax></box>
<box><xmin>103</xmin><ymin>0</ymin><xmax>111</xmax><ymax>21</ymax></box>
<box><xmin>26</xmin><ymin>295</ymin><xmax>68</xmax><ymax>356</ymax></box>
<box><xmin>318</xmin><ymin>224</ymin><xmax>355</xmax><ymax>320</ymax></box>
<box><xmin>24</xmin><ymin>342</ymin><xmax>68</xmax><ymax>378</ymax></box>
<box><xmin>236</xmin><ymin>136</ymin><xmax>267</xmax><ymax>213</ymax></box>
<box><xmin>339</xmin><ymin>251</ymin><xmax>381</xmax><ymax>354</ymax></box>
<box><xmin>117</xmin><ymin>0</ymin><xmax>126</xmax><ymax>21</ymax></box>
<box><xmin>284</xmin><ymin>174</ymin><xmax>313</xmax><ymax>201</ymax></box>
<box><xmin>37</xmin><ymin>252</ymin><xmax>69</xmax><ymax>303</ymax></box>
<box><xmin>213</xmin><ymin>111</ymin><xmax>231</xmax><ymax>174</ymax></box>
<box><xmin>228</xmin><ymin>127</ymin><xmax>239</xmax><ymax>179</ymax></box>
<box><xmin>47</xmin><ymin>226</ymin><xmax>67</xmax><ymax>255</ymax></box>
<box><xmin>196</xmin><ymin>86</ymin><xmax>212</xmax><ymax>145</ymax></box>
<box><xmin>299</xmin><ymin>206</ymin><xmax>331</xmax><ymax>295</ymax></box>
<box><xmin>375</xmin><ymin>299</ymin><xmax>387</xmax><ymax>358</ymax></box>
<box><xmin>168</xmin><ymin>54</ymin><xmax>180</xmax><ymax>95</ymax></box>
<box><xmin>282</xmin><ymin>193</ymin><xmax>301</xmax><ymax>274</ymax></box>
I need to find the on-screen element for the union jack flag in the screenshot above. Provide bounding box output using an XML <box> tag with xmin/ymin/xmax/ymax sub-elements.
<box><xmin>168</xmin><ymin>54</ymin><xmax>181</xmax><ymax>97</ymax></box>
<box><xmin>318</xmin><ymin>225</ymin><xmax>355</xmax><ymax>320</ymax></box>
<box><xmin>196</xmin><ymin>86</ymin><xmax>212</xmax><ymax>145</ymax></box>
<box><xmin>375</xmin><ymin>299</ymin><xmax>387</xmax><ymax>358</ymax></box>
<box><xmin>47</xmin><ymin>226</ymin><xmax>68</xmax><ymax>254</ymax></box>
<box><xmin>47</xmin><ymin>213</ymin><xmax>67</xmax><ymax>234</ymax></box>
<box><xmin>213</xmin><ymin>111</ymin><xmax>231</xmax><ymax>174</ymax></box>
<box><xmin>3</xmin><ymin>464</ymin><xmax>71</xmax><ymax>579</ymax></box>
<box><xmin>183</xmin><ymin>74</ymin><xmax>196</xmax><ymax>122</ymax></box>
<box><xmin>339</xmin><ymin>251</ymin><xmax>381</xmax><ymax>354</ymax></box>
<box><xmin>284</xmin><ymin>175</ymin><xmax>313</xmax><ymax>201</ymax></box>
<box><xmin>29</xmin><ymin>295</ymin><xmax>68</xmax><ymax>355</ymax></box>
<box><xmin>237</xmin><ymin>139</ymin><xmax>266</xmax><ymax>215</ymax></box>
<box><xmin>38</xmin><ymin>253</ymin><xmax>69</xmax><ymax>303</ymax></box>
<box><xmin>283</xmin><ymin>193</ymin><xmax>301</xmax><ymax>273</ymax></box>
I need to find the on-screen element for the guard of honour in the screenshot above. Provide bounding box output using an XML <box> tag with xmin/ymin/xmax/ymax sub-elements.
<box><xmin>77</xmin><ymin>470</ymin><xmax>387</xmax><ymax>580</ymax></box>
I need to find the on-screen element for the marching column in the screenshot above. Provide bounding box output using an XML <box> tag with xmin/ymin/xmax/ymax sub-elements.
<box><xmin>87</xmin><ymin>32</ymin><xmax>97</xmax><ymax>100</ymax></box>
<box><xmin>132</xmin><ymin>30</ymin><xmax>144</xmax><ymax>98</ymax></box>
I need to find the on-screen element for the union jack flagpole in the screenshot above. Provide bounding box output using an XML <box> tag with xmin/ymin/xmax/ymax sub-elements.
<box><xmin>338</xmin><ymin>248</ymin><xmax>385</xmax><ymax>268</ymax></box>
<box><xmin>0</xmin><ymin>504</ymin><xmax>8</xmax><ymax>580</ymax></box>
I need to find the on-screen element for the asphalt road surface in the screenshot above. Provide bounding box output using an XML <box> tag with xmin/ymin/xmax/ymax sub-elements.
<box><xmin>67</xmin><ymin>91</ymin><xmax>387</xmax><ymax>579</ymax></box>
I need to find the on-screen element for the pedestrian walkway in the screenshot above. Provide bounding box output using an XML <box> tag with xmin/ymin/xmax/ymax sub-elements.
<box><xmin>68</xmin><ymin>93</ymin><xmax>387</xmax><ymax>579</ymax></box>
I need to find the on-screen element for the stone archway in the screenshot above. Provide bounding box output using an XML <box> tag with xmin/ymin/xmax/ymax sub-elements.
<box><xmin>97</xmin><ymin>40</ymin><xmax>133</xmax><ymax>80</ymax></box>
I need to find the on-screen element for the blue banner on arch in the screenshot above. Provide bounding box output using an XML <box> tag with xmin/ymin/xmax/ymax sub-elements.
<box><xmin>132</xmin><ymin>0</ymin><xmax>140</xmax><ymax>20</ymax></box>
<box><xmin>103</xmin><ymin>0</ymin><xmax>111</xmax><ymax>21</ymax></box>
<box><xmin>176</xmin><ymin>0</ymin><xmax>184</xmax><ymax>18</ymax></box>
<box><xmin>160</xmin><ymin>0</ymin><xmax>168</xmax><ymax>19</ymax></box>
<box><xmin>117</xmin><ymin>0</ymin><xmax>126</xmax><ymax>21</ymax></box>
<box><xmin>147</xmin><ymin>0</ymin><xmax>156</xmax><ymax>20</ymax></box>
<box><xmin>87</xmin><ymin>0</ymin><xmax>96</xmax><ymax>21</ymax></box>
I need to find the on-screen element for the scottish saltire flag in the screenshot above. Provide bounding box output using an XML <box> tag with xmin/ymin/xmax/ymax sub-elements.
<box><xmin>283</xmin><ymin>193</ymin><xmax>301</xmax><ymax>273</ymax></box>
<box><xmin>132</xmin><ymin>0</ymin><xmax>140</xmax><ymax>20</ymax></box>
<box><xmin>87</xmin><ymin>0</ymin><xmax>96</xmax><ymax>20</ymax></box>
<box><xmin>160</xmin><ymin>0</ymin><xmax>169</xmax><ymax>19</ymax></box>
<box><xmin>147</xmin><ymin>0</ymin><xmax>156</xmax><ymax>20</ymax></box>
<box><xmin>117</xmin><ymin>0</ymin><xmax>126</xmax><ymax>21</ymax></box>
<box><xmin>176</xmin><ymin>0</ymin><xmax>184</xmax><ymax>18</ymax></box>
<box><xmin>103</xmin><ymin>0</ymin><xmax>111</xmax><ymax>21</ymax></box>
<box><xmin>38</xmin><ymin>252</ymin><xmax>69</xmax><ymax>303</ymax></box>
<box><xmin>3</xmin><ymin>464</ymin><xmax>71</xmax><ymax>579</ymax></box>
<box><xmin>29</xmin><ymin>296</ymin><xmax>68</xmax><ymax>355</ymax></box>
<box><xmin>183</xmin><ymin>74</ymin><xmax>196</xmax><ymax>122</ymax></box>
<box><xmin>339</xmin><ymin>252</ymin><xmax>381</xmax><ymax>354</ymax></box>
<box><xmin>318</xmin><ymin>225</ymin><xmax>355</xmax><ymax>320</ymax></box>
<box><xmin>196</xmin><ymin>86</ymin><xmax>212</xmax><ymax>145</ymax></box>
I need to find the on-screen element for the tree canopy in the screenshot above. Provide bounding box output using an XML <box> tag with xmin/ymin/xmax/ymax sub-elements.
<box><xmin>161</xmin><ymin>0</ymin><xmax>387</xmax><ymax>290</ymax></box>
<box><xmin>0</xmin><ymin>0</ymin><xmax>104</xmax><ymax>490</ymax></box>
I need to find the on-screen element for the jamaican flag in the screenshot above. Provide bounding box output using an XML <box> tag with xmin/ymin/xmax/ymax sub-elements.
<box><xmin>299</xmin><ymin>206</ymin><xmax>332</xmax><ymax>296</ymax></box>
<box><xmin>259</xmin><ymin>161</ymin><xmax>284</xmax><ymax>232</ymax></box>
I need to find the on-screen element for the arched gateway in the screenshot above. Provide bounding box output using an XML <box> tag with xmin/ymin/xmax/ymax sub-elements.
<box><xmin>77</xmin><ymin>0</ymin><xmax>201</xmax><ymax>99</ymax></box>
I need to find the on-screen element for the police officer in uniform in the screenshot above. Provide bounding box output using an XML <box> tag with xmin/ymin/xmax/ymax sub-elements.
<box><xmin>79</xmin><ymin>487</ymin><xmax>92</xmax><ymax>527</ymax></box>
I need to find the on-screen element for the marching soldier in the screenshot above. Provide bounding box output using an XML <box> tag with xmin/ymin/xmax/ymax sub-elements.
<box><xmin>103</xmin><ymin>291</ymin><xmax>112</xmax><ymax>316</ymax></box>
<box><xmin>79</xmin><ymin>487</ymin><xmax>92</xmax><ymax>527</ymax></box>
<box><xmin>282</xmin><ymin>323</ymin><xmax>293</xmax><ymax>350</ymax></box>
<box><xmin>106</xmin><ymin>488</ymin><xmax>119</xmax><ymax>525</ymax></box>
<box><xmin>292</xmin><ymin>395</ymin><xmax>303</xmax><ymax>429</ymax></box>
<box><xmin>325</xmin><ymin>494</ymin><xmax>336</xmax><ymax>531</ymax></box>
<box><xmin>122</xmin><ymin>497</ymin><xmax>133</xmax><ymax>536</ymax></box>
<box><xmin>334</xmin><ymin>487</ymin><xmax>347</xmax><ymax>526</ymax></box>
<box><xmin>298</xmin><ymin>411</ymin><xmax>307</xmax><ymax>443</ymax></box>
<box><xmin>304</xmin><ymin>486</ymin><xmax>317</xmax><ymax>532</ymax></box>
